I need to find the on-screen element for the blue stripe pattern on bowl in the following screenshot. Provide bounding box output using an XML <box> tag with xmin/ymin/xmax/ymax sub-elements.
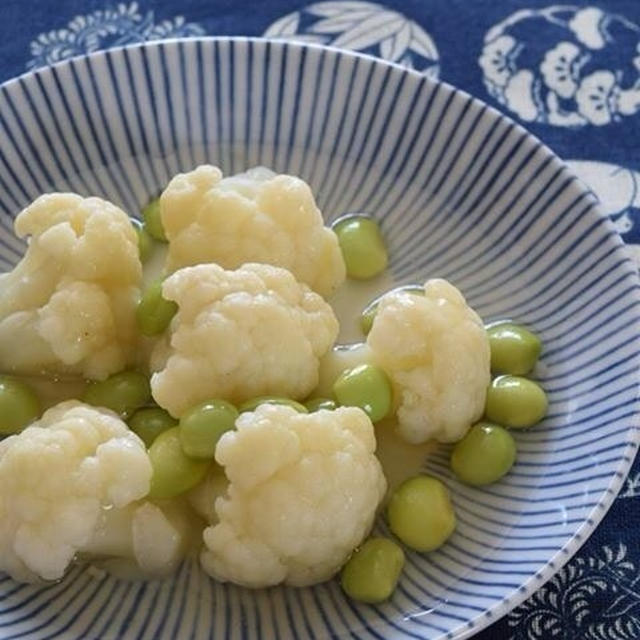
<box><xmin>0</xmin><ymin>37</ymin><xmax>638</xmax><ymax>640</ymax></box>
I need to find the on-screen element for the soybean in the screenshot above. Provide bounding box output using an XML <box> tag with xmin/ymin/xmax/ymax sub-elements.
<box><xmin>450</xmin><ymin>422</ymin><xmax>516</xmax><ymax>486</ymax></box>
<box><xmin>304</xmin><ymin>397</ymin><xmax>337</xmax><ymax>412</ymax></box>
<box><xmin>83</xmin><ymin>371</ymin><xmax>151</xmax><ymax>418</ymax></box>
<box><xmin>333</xmin><ymin>364</ymin><xmax>392</xmax><ymax>423</ymax></box>
<box><xmin>0</xmin><ymin>376</ymin><xmax>40</xmax><ymax>435</ymax></box>
<box><xmin>136</xmin><ymin>280</ymin><xmax>178</xmax><ymax>337</ymax></box>
<box><xmin>179</xmin><ymin>399</ymin><xmax>239</xmax><ymax>459</ymax></box>
<box><xmin>487</xmin><ymin>323</ymin><xmax>541</xmax><ymax>375</ymax></box>
<box><xmin>333</xmin><ymin>215</ymin><xmax>388</xmax><ymax>280</ymax></box>
<box><xmin>485</xmin><ymin>375</ymin><xmax>548</xmax><ymax>429</ymax></box>
<box><xmin>341</xmin><ymin>538</ymin><xmax>405</xmax><ymax>604</ymax></box>
<box><xmin>141</xmin><ymin>197</ymin><xmax>166</xmax><ymax>242</ymax></box>
<box><xmin>387</xmin><ymin>475</ymin><xmax>456</xmax><ymax>552</ymax></box>
<box><xmin>131</xmin><ymin>218</ymin><xmax>154</xmax><ymax>263</ymax></box>
<box><xmin>148</xmin><ymin>427</ymin><xmax>209</xmax><ymax>499</ymax></box>
<box><xmin>128</xmin><ymin>407</ymin><xmax>177</xmax><ymax>448</ymax></box>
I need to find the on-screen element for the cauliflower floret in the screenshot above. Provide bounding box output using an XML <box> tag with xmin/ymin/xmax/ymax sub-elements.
<box><xmin>188</xmin><ymin>468</ymin><xmax>229</xmax><ymax>525</ymax></box>
<box><xmin>367</xmin><ymin>279</ymin><xmax>490</xmax><ymax>444</ymax></box>
<box><xmin>160</xmin><ymin>165</ymin><xmax>346</xmax><ymax>297</ymax></box>
<box><xmin>200</xmin><ymin>405</ymin><xmax>386</xmax><ymax>588</ymax></box>
<box><xmin>0</xmin><ymin>401</ymin><xmax>152</xmax><ymax>582</ymax></box>
<box><xmin>0</xmin><ymin>194</ymin><xmax>142</xmax><ymax>379</ymax></box>
<box><xmin>150</xmin><ymin>263</ymin><xmax>339</xmax><ymax>417</ymax></box>
<box><xmin>82</xmin><ymin>499</ymin><xmax>198</xmax><ymax>578</ymax></box>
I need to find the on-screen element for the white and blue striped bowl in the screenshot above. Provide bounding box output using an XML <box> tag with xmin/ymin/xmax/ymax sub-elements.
<box><xmin>0</xmin><ymin>37</ymin><xmax>639</xmax><ymax>640</ymax></box>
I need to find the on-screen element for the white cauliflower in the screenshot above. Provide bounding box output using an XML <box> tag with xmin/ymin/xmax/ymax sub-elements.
<box><xmin>0</xmin><ymin>194</ymin><xmax>142</xmax><ymax>380</ymax></box>
<box><xmin>160</xmin><ymin>165</ymin><xmax>346</xmax><ymax>298</ymax></box>
<box><xmin>188</xmin><ymin>468</ymin><xmax>229</xmax><ymax>525</ymax></box>
<box><xmin>367</xmin><ymin>279</ymin><xmax>490</xmax><ymax>444</ymax></box>
<box><xmin>200</xmin><ymin>404</ymin><xmax>386</xmax><ymax>588</ymax></box>
<box><xmin>0</xmin><ymin>401</ymin><xmax>152</xmax><ymax>582</ymax></box>
<box><xmin>82</xmin><ymin>499</ymin><xmax>197</xmax><ymax>578</ymax></box>
<box><xmin>150</xmin><ymin>263</ymin><xmax>339</xmax><ymax>417</ymax></box>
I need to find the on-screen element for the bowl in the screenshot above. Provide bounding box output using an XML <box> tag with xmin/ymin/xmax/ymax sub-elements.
<box><xmin>0</xmin><ymin>37</ymin><xmax>638</xmax><ymax>640</ymax></box>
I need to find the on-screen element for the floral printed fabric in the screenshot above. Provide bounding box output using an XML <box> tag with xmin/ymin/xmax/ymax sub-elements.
<box><xmin>4</xmin><ymin>1</ymin><xmax>640</xmax><ymax>638</ymax></box>
<box><xmin>478</xmin><ymin>6</ymin><xmax>640</xmax><ymax>128</ymax></box>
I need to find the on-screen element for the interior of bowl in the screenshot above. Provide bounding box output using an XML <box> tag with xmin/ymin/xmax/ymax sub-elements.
<box><xmin>0</xmin><ymin>37</ymin><xmax>638</xmax><ymax>640</ymax></box>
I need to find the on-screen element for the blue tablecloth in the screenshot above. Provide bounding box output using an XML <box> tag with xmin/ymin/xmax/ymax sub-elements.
<box><xmin>3</xmin><ymin>1</ymin><xmax>640</xmax><ymax>638</ymax></box>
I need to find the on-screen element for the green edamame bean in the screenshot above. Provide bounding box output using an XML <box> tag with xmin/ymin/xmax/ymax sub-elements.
<box><xmin>487</xmin><ymin>323</ymin><xmax>542</xmax><ymax>375</ymax></box>
<box><xmin>333</xmin><ymin>364</ymin><xmax>392</xmax><ymax>423</ymax></box>
<box><xmin>485</xmin><ymin>375</ymin><xmax>548</xmax><ymax>429</ymax></box>
<box><xmin>360</xmin><ymin>285</ymin><xmax>424</xmax><ymax>335</ymax></box>
<box><xmin>128</xmin><ymin>407</ymin><xmax>177</xmax><ymax>448</ymax></box>
<box><xmin>131</xmin><ymin>218</ymin><xmax>154</xmax><ymax>263</ymax></box>
<box><xmin>148</xmin><ymin>427</ymin><xmax>210</xmax><ymax>499</ymax></box>
<box><xmin>83</xmin><ymin>371</ymin><xmax>151</xmax><ymax>418</ymax></box>
<box><xmin>304</xmin><ymin>397</ymin><xmax>337</xmax><ymax>412</ymax></box>
<box><xmin>136</xmin><ymin>280</ymin><xmax>178</xmax><ymax>337</ymax></box>
<box><xmin>387</xmin><ymin>475</ymin><xmax>456</xmax><ymax>552</ymax></box>
<box><xmin>341</xmin><ymin>537</ymin><xmax>405</xmax><ymax>604</ymax></box>
<box><xmin>333</xmin><ymin>215</ymin><xmax>388</xmax><ymax>280</ymax></box>
<box><xmin>238</xmin><ymin>396</ymin><xmax>308</xmax><ymax>413</ymax></box>
<box><xmin>0</xmin><ymin>376</ymin><xmax>40</xmax><ymax>435</ymax></box>
<box><xmin>141</xmin><ymin>197</ymin><xmax>166</xmax><ymax>242</ymax></box>
<box><xmin>450</xmin><ymin>422</ymin><xmax>516</xmax><ymax>486</ymax></box>
<box><xmin>179</xmin><ymin>399</ymin><xmax>239</xmax><ymax>459</ymax></box>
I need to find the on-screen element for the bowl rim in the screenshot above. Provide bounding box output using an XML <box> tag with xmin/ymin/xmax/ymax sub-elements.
<box><xmin>2</xmin><ymin>35</ymin><xmax>640</xmax><ymax>640</ymax></box>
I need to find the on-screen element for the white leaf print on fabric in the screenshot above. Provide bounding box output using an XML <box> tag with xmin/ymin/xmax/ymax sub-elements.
<box><xmin>479</xmin><ymin>6</ymin><xmax>640</xmax><ymax>127</ymax></box>
<box><xmin>619</xmin><ymin>472</ymin><xmax>640</xmax><ymax>500</ymax></box>
<box><xmin>27</xmin><ymin>2</ymin><xmax>205</xmax><ymax>70</ymax></box>
<box><xmin>264</xmin><ymin>1</ymin><xmax>439</xmax><ymax>77</ymax></box>
<box><xmin>504</xmin><ymin>70</ymin><xmax>539</xmax><ymax>122</ymax></box>
<box><xmin>264</xmin><ymin>13</ymin><xmax>300</xmax><ymax>38</ymax></box>
<box><xmin>508</xmin><ymin>544</ymin><xmax>640</xmax><ymax>640</ymax></box>
<box><xmin>478</xmin><ymin>35</ymin><xmax>519</xmax><ymax>91</ymax></box>
<box><xmin>540</xmin><ymin>41</ymin><xmax>584</xmax><ymax>99</ymax></box>
<box><xmin>575</xmin><ymin>70</ymin><xmax>619</xmax><ymax>126</ymax></box>
<box><xmin>569</xmin><ymin>7</ymin><xmax>608</xmax><ymax>50</ymax></box>
<box><xmin>567</xmin><ymin>160</ymin><xmax>640</xmax><ymax>242</ymax></box>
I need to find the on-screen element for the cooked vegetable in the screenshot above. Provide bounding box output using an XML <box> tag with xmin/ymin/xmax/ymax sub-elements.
<box><xmin>187</xmin><ymin>467</ymin><xmax>229</xmax><ymax>525</ymax></box>
<box><xmin>150</xmin><ymin>263</ymin><xmax>338</xmax><ymax>417</ymax></box>
<box><xmin>333</xmin><ymin>364</ymin><xmax>392</xmax><ymax>423</ymax></box>
<box><xmin>0</xmin><ymin>376</ymin><xmax>40</xmax><ymax>435</ymax></box>
<box><xmin>0</xmin><ymin>166</ymin><xmax>508</xmax><ymax>590</ymax></box>
<box><xmin>238</xmin><ymin>396</ymin><xmax>307</xmax><ymax>414</ymax></box>
<box><xmin>450</xmin><ymin>422</ymin><xmax>516</xmax><ymax>485</ymax></box>
<box><xmin>361</xmin><ymin>285</ymin><xmax>424</xmax><ymax>335</ymax></box>
<box><xmin>136</xmin><ymin>279</ymin><xmax>178</xmax><ymax>336</ymax></box>
<box><xmin>0</xmin><ymin>193</ymin><xmax>142</xmax><ymax>380</ymax></box>
<box><xmin>148</xmin><ymin>427</ymin><xmax>210</xmax><ymax>499</ymax></box>
<box><xmin>131</xmin><ymin>218</ymin><xmax>154</xmax><ymax>263</ymax></box>
<box><xmin>333</xmin><ymin>215</ymin><xmax>388</xmax><ymax>280</ymax></box>
<box><xmin>487</xmin><ymin>323</ymin><xmax>542</xmax><ymax>375</ymax></box>
<box><xmin>485</xmin><ymin>375</ymin><xmax>548</xmax><ymax>428</ymax></box>
<box><xmin>200</xmin><ymin>405</ymin><xmax>386</xmax><ymax>587</ymax></box>
<box><xmin>304</xmin><ymin>397</ymin><xmax>337</xmax><ymax>412</ymax></box>
<box><xmin>367</xmin><ymin>279</ymin><xmax>490</xmax><ymax>443</ymax></box>
<box><xmin>141</xmin><ymin>197</ymin><xmax>166</xmax><ymax>242</ymax></box>
<box><xmin>341</xmin><ymin>537</ymin><xmax>405</xmax><ymax>603</ymax></box>
<box><xmin>128</xmin><ymin>407</ymin><xmax>177</xmax><ymax>447</ymax></box>
<box><xmin>83</xmin><ymin>371</ymin><xmax>151</xmax><ymax>419</ymax></box>
<box><xmin>160</xmin><ymin>166</ymin><xmax>345</xmax><ymax>297</ymax></box>
<box><xmin>0</xmin><ymin>401</ymin><xmax>152</xmax><ymax>581</ymax></box>
<box><xmin>180</xmin><ymin>399</ymin><xmax>239</xmax><ymax>459</ymax></box>
<box><xmin>387</xmin><ymin>476</ymin><xmax>456</xmax><ymax>552</ymax></box>
<box><xmin>81</xmin><ymin>499</ymin><xmax>195</xmax><ymax>578</ymax></box>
